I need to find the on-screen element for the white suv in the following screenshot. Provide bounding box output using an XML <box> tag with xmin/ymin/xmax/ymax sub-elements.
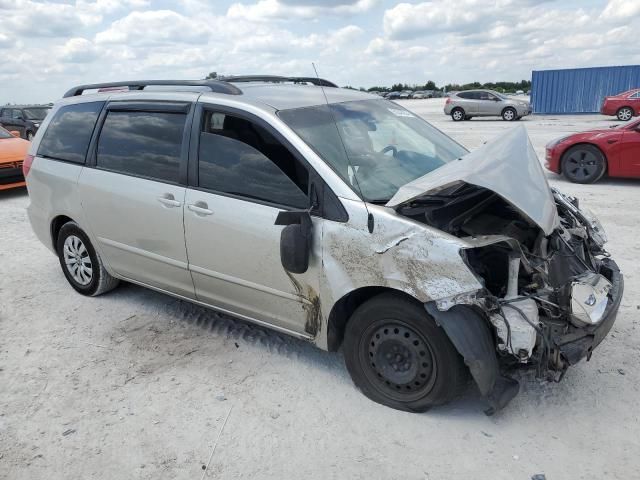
<box><xmin>25</xmin><ymin>78</ymin><xmax>622</xmax><ymax>414</ymax></box>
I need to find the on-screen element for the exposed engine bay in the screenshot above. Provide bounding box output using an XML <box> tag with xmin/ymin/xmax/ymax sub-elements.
<box><xmin>396</xmin><ymin>181</ymin><xmax>621</xmax><ymax>379</ymax></box>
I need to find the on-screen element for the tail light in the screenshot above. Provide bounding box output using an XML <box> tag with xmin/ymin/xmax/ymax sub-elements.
<box><xmin>445</xmin><ymin>97</ymin><xmax>451</xmax><ymax>104</ymax></box>
<box><xmin>23</xmin><ymin>154</ymin><xmax>34</xmax><ymax>177</ymax></box>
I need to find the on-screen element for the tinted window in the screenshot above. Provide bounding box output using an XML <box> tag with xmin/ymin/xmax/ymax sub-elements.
<box><xmin>457</xmin><ymin>92</ymin><xmax>472</xmax><ymax>99</ymax></box>
<box><xmin>631</xmin><ymin>92</ymin><xmax>640</xmax><ymax>99</ymax></box>
<box><xmin>97</xmin><ymin>110</ymin><xmax>185</xmax><ymax>183</ymax></box>
<box><xmin>38</xmin><ymin>102</ymin><xmax>104</xmax><ymax>164</ymax></box>
<box><xmin>198</xmin><ymin>112</ymin><xmax>308</xmax><ymax>208</ymax></box>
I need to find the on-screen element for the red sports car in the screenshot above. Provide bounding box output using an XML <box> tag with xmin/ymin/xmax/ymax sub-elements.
<box><xmin>601</xmin><ymin>88</ymin><xmax>640</xmax><ymax>121</ymax></box>
<box><xmin>545</xmin><ymin>118</ymin><xmax>640</xmax><ymax>183</ymax></box>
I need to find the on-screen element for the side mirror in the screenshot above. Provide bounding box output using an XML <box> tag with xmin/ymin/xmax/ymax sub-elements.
<box><xmin>10</xmin><ymin>130</ymin><xmax>20</xmax><ymax>137</ymax></box>
<box><xmin>275</xmin><ymin>210</ymin><xmax>312</xmax><ymax>274</ymax></box>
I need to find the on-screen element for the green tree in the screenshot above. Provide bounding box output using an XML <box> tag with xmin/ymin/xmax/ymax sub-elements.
<box><xmin>205</xmin><ymin>72</ymin><xmax>218</xmax><ymax>79</ymax></box>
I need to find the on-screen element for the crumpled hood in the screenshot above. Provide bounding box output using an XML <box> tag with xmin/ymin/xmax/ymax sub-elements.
<box><xmin>386</xmin><ymin>125</ymin><xmax>559</xmax><ymax>235</ymax></box>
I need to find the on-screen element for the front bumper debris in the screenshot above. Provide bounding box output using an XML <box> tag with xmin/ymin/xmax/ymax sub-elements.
<box><xmin>554</xmin><ymin>258</ymin><xmax>623</xmax><ymax>366</ymax></box>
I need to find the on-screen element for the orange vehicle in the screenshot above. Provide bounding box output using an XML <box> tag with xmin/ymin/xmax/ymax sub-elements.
<box><xmin>0</xmin><ymin>125</ymin><xmax>29</xmax><ymax>190</ymax></box>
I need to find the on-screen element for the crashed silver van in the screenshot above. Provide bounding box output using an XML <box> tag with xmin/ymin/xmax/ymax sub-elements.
<box><xmin>25</xmin><ymin>78</ymin><xmax>623</xmax><ymax>414</ymax></box>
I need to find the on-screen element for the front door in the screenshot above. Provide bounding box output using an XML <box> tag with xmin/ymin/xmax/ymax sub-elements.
<box><xmin>184</xmin><ymin>107</ymin><xmax>320</xmax><ymax>335</ymax></box>
<box><xmin>79</xmin><ymin>103</ymin><xmax>195</xmax><ymax>298</ymax></box>
<box><xmin>618</xmin><ymin>126</ymin><xmax>640</xmax><ymax>177</ymax></box>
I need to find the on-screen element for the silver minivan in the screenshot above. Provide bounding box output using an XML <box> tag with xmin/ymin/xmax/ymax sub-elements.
<box><xmin>444</xmin><ymin>89</ymin><xmax>532</xmax><ymax>121</ymax></box>
<box><xmin>25</xmin><ymin>78</ymin><xmax>622</xmax><ymax>414</ymax></box>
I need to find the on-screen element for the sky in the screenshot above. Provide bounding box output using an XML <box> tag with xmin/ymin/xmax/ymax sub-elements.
<box><xmin>1</xmin><ymin>0</ymin><xmax>639</xmax><ymax>104</ymax></box>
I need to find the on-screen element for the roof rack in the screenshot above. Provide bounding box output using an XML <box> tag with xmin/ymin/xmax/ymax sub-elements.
<box><xmin>63</xmin><ymin>80</ymin><xmax>242</xmax><ymax>98</ymax></box>
<box><xmin>220</xmin><ymin>75</ymin><xmax>338</xmax><ymax>88</ymax></box>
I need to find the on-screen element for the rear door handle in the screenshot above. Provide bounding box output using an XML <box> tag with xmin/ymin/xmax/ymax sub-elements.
<box><xmin>188</xmin><ymin>202</ymin><xmax>213</xmax><ymax>216</ymax></box>
<box><xmin>158</xmin><ymin>194</ymin><xmax>181</xmax><ymax>208</ymax></box>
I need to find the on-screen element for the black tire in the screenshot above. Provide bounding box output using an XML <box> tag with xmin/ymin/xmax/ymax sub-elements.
<box><xmin>343</xmin><ymin>293</ymin><xmax>468</xmax><ymax>412</ymax></box>
<box><xmin>501</xmin><ymin>107</ymin><xmax>517</xmax><ymax>121</ymax></box>
<box><xmin>464</xmin><ymin>115</ymin><xmax>472</xmax><ymax>120</ymax></box>
<box><xmin>56</xmin><ymin>222</ymin><xmax>119</xmax><ymax>296</ymax></box>
<box><xmin>451</xmin><ymin>108</ymin><xmax>465</xmax><ymax>121</ymax></box>
<box><xmin>561</xmin><ymin>144</ymin><xmax>606</xmax><ymax>184</ymax></box>
<box><xmin>616</xmin><ymin>107</ymin><xmax>633</xmax><ymax>121</ymax></box>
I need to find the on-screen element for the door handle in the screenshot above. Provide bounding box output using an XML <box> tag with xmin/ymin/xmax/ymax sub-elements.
<box><xmin>157</xmin><ymin>194</ymin><xmax>181</xmax><ymax>208</ymax></box>
<box><xmin>187</xmin><ymin>202</ymin><xmax>213</xmax><ymax>216</ymax></box>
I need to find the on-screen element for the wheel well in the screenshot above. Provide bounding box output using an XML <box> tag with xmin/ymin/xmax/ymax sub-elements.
<box><xmin>560</xmin><ymin>142</ymin><xmax>608</xmax><ymax>174</ymax></box>
<box><xmin>617</xmin><ymin>106</ymin><xmax>633</xmax><ymax>112</ymax></box>
<box><xmin>501</xmin><ymin>106</ymin><xmax>516</xmax><ymax>115</ymax></box>
<box><xmin>451</xmin><ymin>106</ymin><xmax>464</xmax><ymax>113</ymax></box>
<box><xmin>50</xmin><ymin>215</ymin><xmax>74</xmax><ymax>252</ymax></box>
<box><xmin>326</xmin><ymin>286</ymin><xmax>419</xmax><ymax>351</ymax></box>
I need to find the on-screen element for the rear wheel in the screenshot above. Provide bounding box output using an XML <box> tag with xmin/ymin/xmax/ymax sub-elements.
<box><xmin>56</xmin><ymin>222</ymin><xmax>119</xmax><ymax>296</ymax></box>
<box><xmin>561</xmin><ymin>144</ymin><xmax>606</xmax><ymax>184</ymax></box>
<box><xmin>343</xmin><ymin>293</ymin><xmax>468</xmax><ymax>412</ymax></box>
<box><xmin>451</xmin><ymin>108</ymin><xmax>465</xmax><ymax>121</ymax></box>
<box><xmin>502</xmin><ymin>107</ymin><xmax>517</xmax><ymax>121</ymax></box>
<box><xmin>617</xmin><ymin>107</ymin><xmax>633</xmax><ymax>121</ymax></box>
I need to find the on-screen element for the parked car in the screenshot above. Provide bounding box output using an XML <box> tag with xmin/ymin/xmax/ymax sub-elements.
<box><xmin>545</xmin><ymin>118</ymin><xmax>640</xmax><ymax>183</ymax></box>
<box><xmin>0</xmin><ymin>126</ymin><xmax>29</xmax><ymax>190</ymax></box>
<box><xmin>0</xmin><ymin>105</ymin><xmax>51</xmax><ymax>140</ymax></box>
<box><xmin>386</xmin><ymin>91</ymin><xmax>401</xmax><ymax>99</ymax></box>
<box><xmin>399</xmin><ymin>90</ymin><xmax>413</xmax><ymax>99</ymax></box>
<box><xmin>444</xmin><ymin>90</ymin><xmax>532</xmax><ymax>121</ymax></box>
<box><xmin>25</xmin><ymin>78</ymin><xmax>622</xmax><ymax>414</ymax></box>
<box><xmin>411</xmin><ymin>91</ymin><xmax>427</xmax><ymax>99</ymax></box>
<box><xmin>600</xmin><ymin>88</ymin><xmax>640</xmax><ymax>121</ymax></box>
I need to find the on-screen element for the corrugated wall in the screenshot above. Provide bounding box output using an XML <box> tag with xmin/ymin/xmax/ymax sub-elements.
<box><xmin>531</xmin><ymin>65</ymin><xmax>640</xmax><ymax>114</ymax></box>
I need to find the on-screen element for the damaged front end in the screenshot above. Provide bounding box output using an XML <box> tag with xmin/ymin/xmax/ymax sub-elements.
<box><xmin>387</xmin><ymin>127</ymin><xmax>624</xmax><ymax>413</ymax></box>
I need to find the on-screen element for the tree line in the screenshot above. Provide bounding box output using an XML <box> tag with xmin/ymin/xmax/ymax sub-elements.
<box><xmin>351</xmin><ymin>79</ymin><xmax>532</xmax><ymax>93</ymax></box>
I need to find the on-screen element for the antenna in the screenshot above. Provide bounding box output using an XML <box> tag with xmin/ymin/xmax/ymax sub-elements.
<box><xmin>311</xmin><ymin>63</ymin><xmax>374</xmax><ymax>233</ymax></box>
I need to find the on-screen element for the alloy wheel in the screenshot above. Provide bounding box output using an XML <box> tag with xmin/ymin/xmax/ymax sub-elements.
<box><xmin>618</xmin><ymin>108</ymin><xmax>633</xmax><ymax>121</ymax></box>
<box><xmin>565</xmin><ymin>150</ymin><xmax>600</xmax><ymax>181</ymax></box>
<box><xmin>63</xmin><ymin>235</ymin><xmax>93</xmax><ymax>286</ymax></box>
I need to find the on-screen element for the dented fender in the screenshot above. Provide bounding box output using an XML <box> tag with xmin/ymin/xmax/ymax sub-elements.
<box><xmin>315</xmin><ymin>199</ymin><xmax>483</xmax><ymax>349</ymax></box>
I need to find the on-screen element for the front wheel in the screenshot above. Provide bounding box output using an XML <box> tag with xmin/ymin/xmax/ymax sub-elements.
<box><xmin>56</xmin><ymin>222</ymin><xmax>119</xmax><ymax>296</ymax></box>
<box><xmin>502</xmin><ymin>107</ymin><xmax>517</xmax><ymax>121</ymax></box>
<box><xmin>617</xmin><ymin>107</ymin><xmax>633</xmax><ymax>121</ymax></box>
<box><xmin>561</xmin><ymin>144</ymin><xmax>606</xmax><ymax>184</ymax></box>
<box><xmin>343</xmin><ymin>293</ymin><xmax>468</xmax><ymax>412</ymax></box>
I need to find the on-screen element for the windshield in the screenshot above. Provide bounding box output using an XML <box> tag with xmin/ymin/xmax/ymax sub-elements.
<box><xmin>23</xmin><ymin>108</ymin><xmax>50</xmax><ymax>120</ymax></box>
<box><xmin>278</xmin><ymin>99</ymin><xmax>468</xmax><ymax>202</ymax></box>
<box><xmin>0</xmin><ymin>127</ymin><xmax>13</xmax><ymax>139</ymax></box>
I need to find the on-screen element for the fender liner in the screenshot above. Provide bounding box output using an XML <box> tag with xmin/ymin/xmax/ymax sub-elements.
<box><xmin>425</xmin><ymin>303</ymin><xmax>519</xmax><ymax>415</ymax></box>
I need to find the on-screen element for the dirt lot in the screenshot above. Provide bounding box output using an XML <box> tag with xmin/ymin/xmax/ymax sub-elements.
<box><xmin>1</xmin><ymin>98</ymin><xmax>639</xmax><ymax>479</ymax></box>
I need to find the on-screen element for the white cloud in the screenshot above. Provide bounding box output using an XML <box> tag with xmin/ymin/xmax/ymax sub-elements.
<box><xmin>227</xmin><ymin>0</ymin><xmax>378</xmax><ymax>21</ymax></box>
<box><xmin>601</xmin><ymin>0</ymin><xmax>640</xmax><ymax>20</ymax></box>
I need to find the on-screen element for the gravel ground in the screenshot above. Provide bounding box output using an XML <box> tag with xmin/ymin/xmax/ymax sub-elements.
<box><xmin>1</xmin><ymin>98</ymin><xmax>639</xmax><ymax>479</ymax></box>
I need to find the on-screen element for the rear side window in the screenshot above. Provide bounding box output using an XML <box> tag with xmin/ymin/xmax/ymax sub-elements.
<box><xmin>457</xmin><ymin>92</ymin><xmax>472</xmax><ymax>99</ymax></box>
<box><xmin>197</xmin><ymin>111</ymin><xmax>309</xmax><ymax>208</ymax></box>
<box><xmin>96</xmin><ymin>110</ymin><xmax>186</xmax><ymax>183</ymax></box>
<box><xmin>38</xmin><ymin>102</ymin><xmax>103</xmax><ymax>164</ymax></box>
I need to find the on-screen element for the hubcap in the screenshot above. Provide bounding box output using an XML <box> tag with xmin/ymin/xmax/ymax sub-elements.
<box><xmin>453</xmin><ymin>111</ymin><xmax>463</xmax><ymax>120</ymax></box>
<box><xmin>566</xmin><ymin>150</ymin><xmax>599</xmax><ymax>180</ymax></box>
<box><xmin>364</xmin><ymin>322</ymin><xmax>436</xmax><ymax>400</ymax></box>
<box><xmin>504</xmin><ymin>110</ymin><xmax>514</xmax><ymax>120</ymax></box>
<box><xmin>619</xmin><ymin>108</ymin><xmax>632</xmax><ymax>121</ymax></box>
<box><xmin>63</xmin><ymin>235</ymin><xmax>93</xmax><ymax>286</ymax></box>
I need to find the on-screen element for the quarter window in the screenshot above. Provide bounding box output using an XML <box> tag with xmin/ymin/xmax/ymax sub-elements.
<box><xmin>197</xmin><ymin>111</ymin><xmax>309</xmax><ymax>208</ymax></box>
<box><xmin>38</xmin><ymin>102</ymin><xmax>104</xmax><ymax>164</ymax></box>
<box><xmin>96</xmin><ymin>110</ymin><xmax>186</xmax><ymax>183</ymax></box>
<box><xmin>630</xmin><ymin>92</ymin><xmax>640</xmax><ymax>99</ymax></box>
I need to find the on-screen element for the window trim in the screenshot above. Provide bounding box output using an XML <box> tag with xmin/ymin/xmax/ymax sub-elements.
<box><xmin>36</xmin><ymin>101</ymin><xmax>106</xmax><ymax>165</ymax></box>
<box><xmin>86</xmin><ymin>100</ymin><xmax>194</xmax><ymax>186</ymax></box>
<box><xmin>188</xmin><ymin>102</ymin><xmax>348</xmax><ymax>222</ymax></box>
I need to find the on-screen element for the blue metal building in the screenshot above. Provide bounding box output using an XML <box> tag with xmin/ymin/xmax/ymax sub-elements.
<box><xmin>531</xmin><ymin>65</ymin><xmax>640</xmax><ymax>114</ymax></box>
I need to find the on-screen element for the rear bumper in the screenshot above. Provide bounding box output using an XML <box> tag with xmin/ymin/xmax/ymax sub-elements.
<box><xmin>553</xmin><ymin>258</ymin><xmax>623</xmax><ymax>366</ymax></box>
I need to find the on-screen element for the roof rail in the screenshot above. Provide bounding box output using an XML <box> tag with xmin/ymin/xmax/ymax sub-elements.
<box><xmin>63</xmin><ymin>80</ymin><xmax>242</xmax><ymax>98</ymax></box>
<box><xmin>220</xmin><ymin>75</ymin><xmax>338</xmax><ymax>88</ymax></box>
